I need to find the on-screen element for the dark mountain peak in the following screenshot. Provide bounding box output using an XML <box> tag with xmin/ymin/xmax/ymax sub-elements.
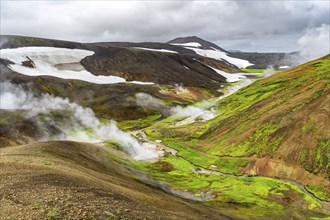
<box><xmin>167</xmin><ymin>36</ymin><xmax>227</xmax><ymax>52</ymax></box>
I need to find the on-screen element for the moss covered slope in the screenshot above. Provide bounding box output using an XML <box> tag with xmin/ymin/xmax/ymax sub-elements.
<box><xmin>148</xmin><ymin>55</ymin><xmax>330</xmax><ymax>176</ymax></box>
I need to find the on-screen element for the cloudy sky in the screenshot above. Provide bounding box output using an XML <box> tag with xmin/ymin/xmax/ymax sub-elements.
<box><xmin>1</xmin><ymin>1</ymin><xmax>329</xmax><ymax>53</ymax></box>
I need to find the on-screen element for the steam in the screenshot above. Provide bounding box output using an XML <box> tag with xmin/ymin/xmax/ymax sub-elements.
<box><xmin>0</xmin><ymin>81</ymin><xmax>159</xmax><ymax>160</ymax></box>
<box><xmin>0</xmin><ymin>36</ymin><xmax>8</xmax><ymax>48</ymax></box>
<box><xmin>262</xmin><ymin>67</ymin><xmax>276</xmax><ymax>77</ymax></box>
<box><xmin>135</xmin><ymin>92</ymin><xmax>217</xmax><ymax>126</ymax></box>
<box><xmin>298</xmin><ymin>24</ymin><xmax>330</xmax><ymax>62</ymax></box>
<box><xmin>135</xmin><ymin>92</ymin><xmax>165</xmax><ymax>109</ymax></box>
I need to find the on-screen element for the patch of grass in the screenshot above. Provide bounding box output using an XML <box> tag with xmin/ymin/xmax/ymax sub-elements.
<box><xmin>117</xmin><ymin>112</ymin><xmax>162</xmax><ymax>131</ymax></box>
<box><xmin>208</xmin><ymin>121</ymin><xmax>284</xmax><ymax>157</ymax></box>
<box><xmin>301</xmin><ymin>120</ymin><xmax>316</xmax><ymax>133</ymax></box>
<box><xmin>306</xmin><ymin>185</ymin><xmax>330</xmax><ymax>202</ymax></box>
<box><xmin>32</xmin><ymin>199</ymin><xmax>44</xmax><ymax>209</ymax></box>
<box><xmin>1</xmin><ymin>198</ymin><xmax>16</xmax><ymax>205</ymax></box>
<box><xmin>43</xmin><ymin>160</ymin><xmax>53</xmax><ymax>166</ymax></box>
<box><xmin>241</xmin><ymin>68</ymin><xmax>267</xmax><ymax>73</ymax></box>
<box><xmin>104</xmin><ymin>211</ymin><xmax>117</xmax><ymax>218</ymax></box>
<box><xmin>46</xmin><ymin>210</ymin><xmax>57</xmax><ymax>218</ymax></box>
<box><xmin>162</xmin><ymin>139</ymin><xmax>249</xmax><ymax>175</ymax></box>
<box><xmin>313</xmin><ymin>138</ymin><xmax>330</xmax><ymax>174</ymax></box>
<box><xmin>0</xmin><ymin>110</ymin><xmax>26</xmax><ymax>125</ymax></box>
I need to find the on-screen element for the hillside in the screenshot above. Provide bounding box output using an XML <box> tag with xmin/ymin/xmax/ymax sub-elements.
<box><xmin>167</xmin><ymin>36</ymin><xmax>299</xmax><ymax>68</ymax></box>
<box><xmin>168</xmin><ymin>36</ymin><xmax>227</xmax><ymax>52</ymax></box>
<box><xmin>0</xmin><ymin>35</ymin><xmax>241</xmax><ymax>89</ymax></box>
<box><xmin>0</xmin><ymin>141</ymin><xmax>234</xmax><ymax>219</ymax></box>
<box><xmin>140</xmin><ymin>55</ymin><xmax>330</xmax><ymax>218</ymax></box>
<box><xmin>0</xmin><ymin>35</ymin><xmax>329</xmax><ymax>219</ymax></box>
<box><xmin>146</xmin><ymin>55</ymin><xmax>330</xmax><ymax>177</ymax></box>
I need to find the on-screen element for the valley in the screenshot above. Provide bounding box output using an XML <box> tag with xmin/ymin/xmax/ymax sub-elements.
<box><xmin>0</xmin><ymin>35</ymin><xmax>329</xmax><ymax>220</ymax></box>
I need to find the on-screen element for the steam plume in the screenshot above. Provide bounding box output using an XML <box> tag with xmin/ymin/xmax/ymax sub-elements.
<box><xmin>298</xmin><ymin>24</ymin><xmax>330</xmax><ymax>62</ymax></box>
<box><xmin>0</xmin><ymin>81</ymin><xmax>159</xmax><ymax>160</ymax></box>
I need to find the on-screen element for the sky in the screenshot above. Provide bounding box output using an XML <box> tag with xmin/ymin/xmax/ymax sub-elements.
<box><xmin>1</xmin><ymin>0</ymin><xmax>329</xmax><ymax>53</ymax></box>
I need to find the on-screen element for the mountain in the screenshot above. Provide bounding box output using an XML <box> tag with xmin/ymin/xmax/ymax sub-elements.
<box><xmin>0</xmin><ymin>35</ymin><xmax>244</xmax><ymax>122</ymax></box>
<box><xmin>167</xmin><ymin>36</ymin><xmax>300</xmax><ymax>68</ymax></box>
<box><xmin>0</xmin><ymin>35</ymin><xmax>329</xmax><ymax>219</ymax></box>
<box><xmin>0</xmin><ymin>35</ymin><xmax>245</xmax><ymax>89</ymax></box>
<box><xmin>168</xmin><ymin>36</ymin><xmax>227</xmax><ymax>52</ymax></box>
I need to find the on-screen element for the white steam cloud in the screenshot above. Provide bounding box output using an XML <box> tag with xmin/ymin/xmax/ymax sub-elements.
<box><xmin>135</xmin><ymin>92</ymin><xmax>217</xmax><ymax>126</ymax></box>
<box><xmin>298</xmin><ymin>24</ymin><xmax>330</xmax><ymax>62</ymax></box>
<box><xmin>0</xmin><ymin>81</ymin><xmax>159</xmax><ymax>160</ymax></box>
<box><xmin>135</xmin><ymin>92</ymin><xmax>165</xmax><ymax>109</ymax></box>
<box><xmin>0</xmin><ymin>37</ymin><xmax>8</xmax><ymax>48</ymax></box>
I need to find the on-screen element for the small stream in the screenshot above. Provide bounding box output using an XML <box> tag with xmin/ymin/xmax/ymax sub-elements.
<box><xmin>130</xmin><ymin>130</ymin><xmax>329</xmax><ymax>209</ymax></box>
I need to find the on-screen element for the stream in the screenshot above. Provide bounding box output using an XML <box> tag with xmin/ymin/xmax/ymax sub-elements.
<box><xmin>130</xmin><ymin>129</ymin><xmax>329</xmax><ymax>208</ymax></box>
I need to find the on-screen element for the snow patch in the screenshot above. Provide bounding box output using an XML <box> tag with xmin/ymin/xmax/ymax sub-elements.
<box><xmin>184</xmin><ymin>47</ymin><xmax>253</xmax><ymax>68</ymax></box>
<box><xmin>171</xmin><ymin>42</ymin><xmax>202</xmax><ymax>48</ymax></box>
<box><xmin>206</xmin><ymin>65</ymin><xmax>246</xmax><ymax>83</ymax></box>
<box><xmin>133</xmin><ymin>47</ymin><xmax>178</xmax><ymax>53</ymax></box>
<box><xmin>279</xmin><ymin>66</ymin><xmax>290</xmax><ymax>69</ymax></box>
<box><xmin>0</xmin><ymin>47</ymin><xmax>153</xmax><ymax>85</ymax></box>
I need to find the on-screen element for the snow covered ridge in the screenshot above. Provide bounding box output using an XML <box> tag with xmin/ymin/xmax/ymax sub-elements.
<box><xmin>172</xmin><ymin>42</ymin><xmax>253</xmax><ymax>68</ymax></box>
<box><xmin>170</xmin><ymin>42</ymin><xmax>202</xmax><ymax>48</ymax></box>
<box><xmin>0</xmin><ymin>47</ymin><xmax>153</xmax><ymax>85</ymax></box>
<box><xmin>206</xmin><ymin>65</ymin><xmax>246</xmax><ymax>83</ymax></box>
<box><xmin>133</xmin><ymin>47</ymin><xmax>178</xmax><ymax>53</ymax></box>
<box><xmin>185</xmin><ymin>47</ymin><xmax>253</xmax><ymax>68</ymax></box>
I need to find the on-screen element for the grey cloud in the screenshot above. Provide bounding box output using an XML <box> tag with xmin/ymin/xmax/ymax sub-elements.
<box><xmin>1</xmin><ymin>1</ymin><xmax>329</xmax><ymax>52</ymax></box>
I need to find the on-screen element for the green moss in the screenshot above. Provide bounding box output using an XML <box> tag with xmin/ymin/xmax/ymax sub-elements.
<box><xmin>306</xmin><ymin>185</ymin><xmax>330</xmax><ymax>202</ymax></box>
<box><xmin>47</xmin><ymin>210</ymin><xmax>57</xmax><ymax>218</ymax></box>
<box><xmin>300</xmin><ymin>148</ymin><xmax>309</xmax><ymax>166</ymax></box>
<box><xmin>117</xmin><ymin>112</ymin><xmax>162</xmax><ymax>131</ymax></box>
<box><xmin>209</xmin><ymin>122</ymin><xmax>284</xmax><ymax>157</ymax></box>
<box><xmin>241</xmin><ymin>68</ymin><xmax>267</xmax><ymax>73</ymax></box>
<box><xmin>213</xmin><ymin>158</ymin><xmax>249</xmax><ymax>174</ymax></box>
<box><xmin>313</xmin><ymin>138</ymin><xmax>330</xmax><ymax>174</ymax></box>
<box><xmin>0</xmin><ymin>110</ymin><xmax>26</xmax><ymax>125</ymax></box>
<box><xmin>302</xmin><ymin>120</ymin><xmax>317</xmax><ymax>133</ymax></box>
<box><xmin>161</xmin><ymin>139</ymin><xmax>249</xmax><ymax>175</ymax></box>
<box><xmin>309</xmin><ymin>217</ymin><xmax>330</xmax><ymax>220</ymax></box>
